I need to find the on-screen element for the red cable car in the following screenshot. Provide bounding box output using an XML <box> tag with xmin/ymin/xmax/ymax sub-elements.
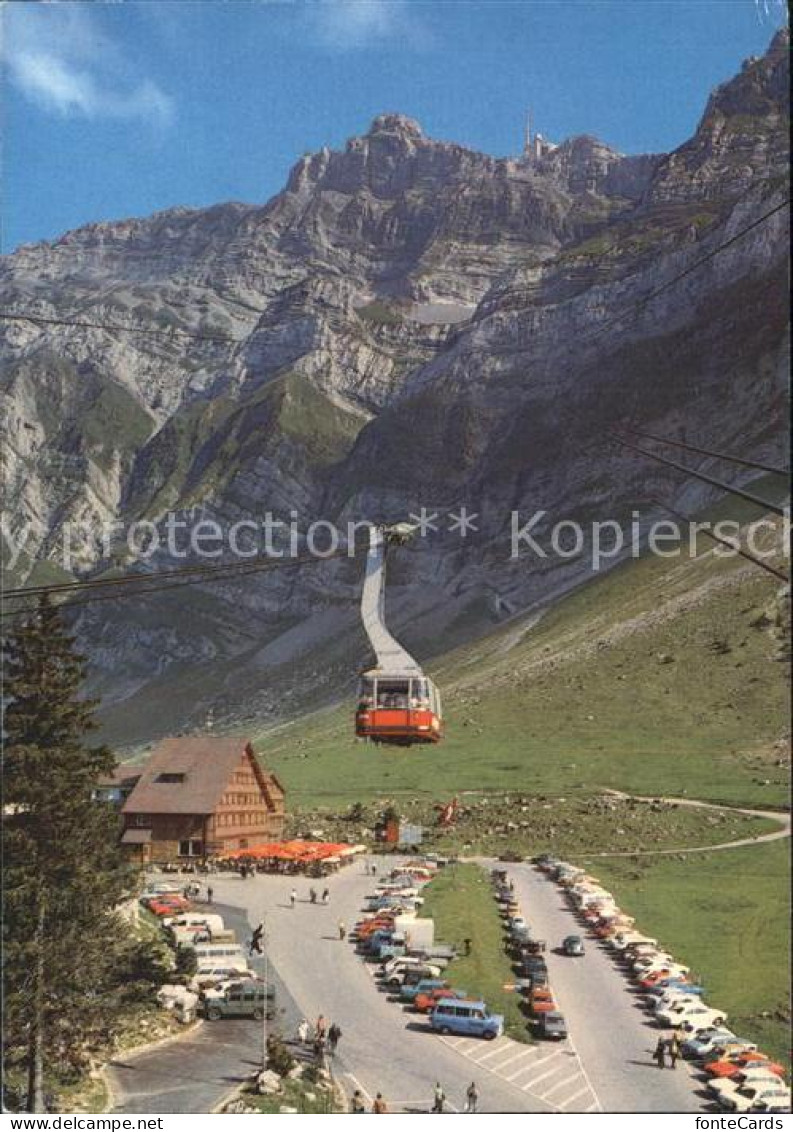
<box><xmin>354</xmin><ymin>524</ymin><xmax>443</xmax><ymax>746</ymax></box>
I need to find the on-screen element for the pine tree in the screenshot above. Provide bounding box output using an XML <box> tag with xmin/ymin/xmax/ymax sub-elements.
<box><xmin>2</xmin><ymin>597</ymin><xmax>133</xmax><ymax>1111</ymax></box>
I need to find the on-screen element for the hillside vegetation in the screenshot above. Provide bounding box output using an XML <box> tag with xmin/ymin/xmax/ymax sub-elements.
<box><xmin>258</xmin><ymin>504</ymin><xmax>789</xmax><ymax>812</ymax></box>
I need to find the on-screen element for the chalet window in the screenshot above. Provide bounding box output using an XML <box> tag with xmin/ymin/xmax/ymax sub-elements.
<box><xmin>178</xmin><ymin>839</ymin><xmax>203</xmax><ymax>857</ymax></box>
<box><xmin>156</xmin><ymin>773</ymin><xmax>185</xmax><ymax>784</ymax></box>
<box><xmin>133</xmin><ymin>815</ymin><xmax>149</xmax><ymax>827</ymax></box>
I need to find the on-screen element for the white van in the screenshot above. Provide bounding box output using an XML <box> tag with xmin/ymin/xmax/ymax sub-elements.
<box><xmin>193</xmin><ymin>942</ymin><xmax>246</xmax><ymax>965</ymax></box>
<box><xmin>192</xmin><ymin>962</ymin><xmax>251</xmax><ymax>990</ymax></box>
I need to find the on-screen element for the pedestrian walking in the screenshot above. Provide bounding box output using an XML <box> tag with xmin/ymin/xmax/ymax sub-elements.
<box><xmin>338</xmin><ymin>920</ymin><xmax>347</xmax><ymax>941</ymax></box>
<box><xmin>372</xmin><ymin>1094</ymin><xmax>388</xmax><ymax>1114</ymax></box>
<box><xmin>350</xmin><ymin>1090</ymin><xmax>366</xmax><ymax>1113</ymax></box>
<box><xmin>328</xmin><ymin>1022</ymin><xmax>342</xmax><ymax>1054</ymax></box>
<box><xmin>668</xmin><ymin>1035</ymin><xmax>681</xmax><ymax>1069</ymax></box>
<box><xmin>309</xmin><ymin>887</ymin><xmax>317</xmax><ymax>904</ymax></box>
<box><xmin>322</xmin><ymin>888</ymin><xmax>330</xmax><ymax>904</ymax></box>
<box><xmin>290</xmin><ymin>887</ymin><xmax>297</xmax><ymax>908</ymax></box>
<box><xmin>431</xmin><ymin>1082</ymin><xmax>446</xmax><ymax>1113</ymax></box>
<box><xmin>249</xmin><ymin>923</ymin><xmax>264</xmax><ymax>955</ymax></box>
<box><xmin>297</xmin><ymin>1019</ymin><xmax>310</xmax><ymax>1045</ymax></box>
<box><xmin>463</xmin><ymin>937</ymin><xmax>472</xmax><ymax>956</ymax></box>
<box><xmin>653</xmin><ymin>1038</ymin><xmax>666</xmax><ymax>1069</ymax></box>
<box><xmin>315</xmin><ymin>1014</ymin><xmax>327</xmax><ymax>1040</ymax></box>
<box><xmin>313</xmin><ymin>1033</ymin><xmax>326</xmax><ymax>1060</ymax></box>
<box><xmin>206</xmin><ymin>885</ymin><xmax>213</xmax><ymax>904</ymax></box>
<box><xmin>464</xmin><ymin>1082</ymin><xmax>479</xmax><ymax>1114</ymax></box>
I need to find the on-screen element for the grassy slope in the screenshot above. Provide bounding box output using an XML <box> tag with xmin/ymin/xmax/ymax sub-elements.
<box><xmin>418</xmin><ymin>863</ymin><xmax>527</xmax><ymax>1041</ymax></box>
<box><xmin>258</xmin><ymin>510</ymin><xmax>789</xmax><ymax>810</ymax></box>
<box><xmin>580</xmin><ymin>842</ymin><xmax>791</xmax><ymax>1066</ymax></box>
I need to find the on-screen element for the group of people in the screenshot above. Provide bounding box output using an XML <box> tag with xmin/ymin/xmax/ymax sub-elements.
<box><xmin>306</xmin><ymin>886</ymin><xmax>331</xmax><ymax>905</ymax></box>
<box><xmin>297</xmin><ymin>1015</ymin><xmax>342</xmax><ymax>1060</ymax></box>
<box><xmin>349</xmin><ymin>1081</ymin><xmax>479</xmax><ymax>1114</ymax></box>
<box><xmin>653</xmin><ymin>1033</ymin><xmax>682</xmax><ymax>1069</ymax></box>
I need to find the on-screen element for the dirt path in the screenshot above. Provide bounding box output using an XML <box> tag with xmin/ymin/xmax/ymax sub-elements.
<box><xmin>575</xmin><ymin>791</ymin><xmax>790</xmax><ymax>858</ymax></box>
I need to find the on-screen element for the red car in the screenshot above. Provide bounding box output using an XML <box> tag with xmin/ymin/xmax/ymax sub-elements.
<box><xmin>148</xmin><ymin>896</ymin><xmax>190</xmax><ymax>916</ymax></box>
<box><xmin>637</xmin><ymin>970</ymin><xmax>685</xmax><ymax>989</ymax></box>
<box><xmin>705</xmin><ymin>1053</ymin><xmax>784</xmax><ymax>1080</ymax></box>
<box><xmin>529</xmin><ymin>988</ymin><xmax>556</xmax><ymax>1015</ymax></box>
<box><xmin>413</xmin><ymin>986</ymin><xmax>458</xmax><ymax>1013</ymax></box>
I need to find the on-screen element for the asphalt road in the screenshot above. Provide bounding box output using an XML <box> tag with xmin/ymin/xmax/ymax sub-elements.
<box><xmin>113</xmin><ymin>860</ymin><xmax>709</xmax><ymax>1113</ymax></box>
<box><xmin>503</xmin><ymin>862</ymin><xmax>703</xmax><ymax>1113</ymax></box>
<box><xmin>106</xmin><ymin>903</ymin><xmax>303</xmax><ymax>1114</ymax></box>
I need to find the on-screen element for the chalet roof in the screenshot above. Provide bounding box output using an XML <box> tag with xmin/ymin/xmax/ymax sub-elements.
<box><xmin>122</xmin><ymin>737</ymin><xmax>276</xmax><ymax>816</ymax></box>
<box><xmin>98</xmin><ymin>763</ymin><xmax>146</xmax><ymax>789</ymax></box>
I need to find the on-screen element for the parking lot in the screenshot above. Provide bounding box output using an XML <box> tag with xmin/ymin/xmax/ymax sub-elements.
<box><xmin>164</xmin><ymin>858</ymin><xmax>713</xmax><ymax>1112</ymax></box>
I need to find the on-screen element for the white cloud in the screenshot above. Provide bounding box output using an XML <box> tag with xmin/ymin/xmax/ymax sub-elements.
<box><xmin>1</xmin><ymin>3</ymin><xmax>174</xmax><ymax>125</ymax></box>
<box><xmin>310</xmin><ymin>0</ymin><xmax>425</xmax><ymax>50</ymax></box>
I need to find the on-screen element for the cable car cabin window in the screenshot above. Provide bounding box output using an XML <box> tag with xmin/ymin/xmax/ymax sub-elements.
<box><xmin>374</xmin><ymin>678</ymin><xmax>410</xmax><ymax>709</ymax></box>
<box><xmin>358</xmin><ymin>676</ymin><xmax>376</xmax><ymax>709</ymax></box>
<box><xmin>410</xmin><ymin>678</ymin><xmax>430</xmax><ymax>710</ymax></box>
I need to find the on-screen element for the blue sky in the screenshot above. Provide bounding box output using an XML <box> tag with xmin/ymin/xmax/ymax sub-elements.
<box><xmin>2</xmin><ymin>0</ymin><xmax>786</xmax><ymax>251</ymax></box>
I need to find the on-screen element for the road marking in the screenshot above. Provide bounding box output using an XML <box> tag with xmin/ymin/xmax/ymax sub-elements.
<box><xmin>468</xmin><ymin>1039</ymin><xmax>513</xmax><ymax>1063</ymax></box>
<box><xmin>557</xmin><ymin>1084</ymin><xmax>593</xmax><ymax>1110</ymax></box>
<box><xmin>506</xmin><ymin>1054</ymin><xmax>559</xmax><ymax>1083</ymax></box>
<box><xmin>493</xmin><ymin>1047</ymin><xmax>535</xmax><ymax>1071</ymax></box>
<box><xmin>521</xmin><ymin>1064</ymin><xmax>570</xmax><ymax>1091</ymax></box>
<box><xmin>344</xmin><ymin>1072</ymin><xmax>372</xmax><ymax>1103</ymax></box>
<box><xmin>539</xmin><ymin>1073</ymin><xmax>586</xmax><ymax>1101</ymax></box>
<box><xmin>565</xmin><ymin>1027</ymin><xmax>604</xmax><ymax>1114</ymax></box>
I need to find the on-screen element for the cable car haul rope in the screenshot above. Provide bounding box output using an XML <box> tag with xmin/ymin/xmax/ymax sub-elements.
<box><xmin>354</xmin><ymin>524</ymin><xmax>443</xmax><ymax>747</ymax></box>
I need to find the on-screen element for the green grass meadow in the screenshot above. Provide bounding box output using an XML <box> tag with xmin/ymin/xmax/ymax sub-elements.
<box><xmin>419</xmin><ymin>863</ymin><xmax>528</xmax><ymax>1042</ymax></box>
<box><xmin>580</xmin><ymin>841</ymin><xmax>791</xmax><ymax>1066</ymax></box>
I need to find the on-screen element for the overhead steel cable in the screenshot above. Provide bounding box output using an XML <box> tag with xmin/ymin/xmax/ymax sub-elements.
<box><xmin>622</xmin><ymin>426</ymin><xmax>790</xmax><ymax>478</ymax></box>
<box><xmin>608</xmin><ymin>432</ymin><xmax>788</xmax><ymax>517</ymax></box>
<box><xmin>649</xmin><ymin>497</ymin><xmax>788</xmax><ymax>583</ymax></box>
<box><xmin>1</xmin><ymin>545</ymin><xmax>349</xmax><ymax>600</ymax></box>
<box><xmin>0</xmin><ymin>309</ymin><xmax>242</xmax><ymax>344</ymax></box>
<box><xmin>0</xmin><ymin>547</ymin><xmax>359</xmax><ymax>622</ymax></box>
<box><xmin>585</xmin><ymin>197</ymin><xmax>790</xmax><ymax>344</ymax></box>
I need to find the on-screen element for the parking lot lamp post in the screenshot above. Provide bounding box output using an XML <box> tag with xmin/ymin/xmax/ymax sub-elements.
<box><xmin>261</xmin><ymin>914</ymin><xmax>268</xmax><ymax>1070</ymax></box>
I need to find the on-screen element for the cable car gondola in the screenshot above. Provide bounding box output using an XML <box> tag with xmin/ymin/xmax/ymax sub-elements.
<box><xmin>355</xmin><ymin>524</ymin><xmax>443</xmax><ymax>746</ymax></box>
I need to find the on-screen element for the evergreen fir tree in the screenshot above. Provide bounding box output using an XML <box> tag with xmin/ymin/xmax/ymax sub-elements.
<box><xmin>2</xmin><ymin>597</ymin><xmax>133</xmax><ymax>1111</ymax></box>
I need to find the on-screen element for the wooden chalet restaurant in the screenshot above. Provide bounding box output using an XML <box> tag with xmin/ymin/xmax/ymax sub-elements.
<box><xmin>101</xmin><ymin>736</ymin><xmax>287</xmax><ymax>865</ymax></box>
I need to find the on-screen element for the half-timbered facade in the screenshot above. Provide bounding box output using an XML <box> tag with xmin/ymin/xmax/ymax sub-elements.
<box><xmin>119</xmin><ymin>737</ymin><xmax>285</xmax><ymax>863</ymax></box>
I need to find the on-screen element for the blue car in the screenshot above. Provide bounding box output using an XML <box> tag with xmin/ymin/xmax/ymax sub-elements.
<box><xmin>647</xmin><ymin>979</ymin><xmax>704</xmax><ymax>998</ymax></box>
<box><xmin>430</xmin><ymin>998</ymin><xmax>504</xmax><ymax>1041</ymax></box>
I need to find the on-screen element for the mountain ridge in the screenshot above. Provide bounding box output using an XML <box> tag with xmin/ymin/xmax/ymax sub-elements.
<box><xmin>1</xmin><ymin>29</ymin><xmax>789</xmax><ymax>740</ymax></box>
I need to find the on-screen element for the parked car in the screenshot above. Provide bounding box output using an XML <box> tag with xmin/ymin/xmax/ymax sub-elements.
<box><xmin>705</xmin><ymin>1053</ymin><xmax>784</xmax><ymax>1080</ymax></box>
<box><xmin>681</xmin><ymin>1028</ymin><xmax>738</xmax><ymax>1060</ymax></box>
<box><xmin>528</xmin><ymin>988</ymin><xmax>556</xmax><ymax>1015</ymax></box>
<box><xmin>202</xmin><ymin>979</ymin><xmax>275</xmax><ymax>1021</ymax></box>
<box><xmin>191</xmin><ymin>963</ymin><xmax>250</xmax><ymax>989</ymax></box>
<box><xmin>536</xmin><ymin>1011</ymin><xmax>567</xmax><ymax>1041</ymax></box>
<box><xmin>521</xmin><ymin>955</ymin><xmax>548</xmax><ymax>973</ymax></box>
<box><xmin>709</xmin><ymin>1068</ymin><xmax>787</xmax><ymax>1098</ymax></box>
<box><xmin>400</xmin><ymin>978</ymin><xmax>449</xmax><ymax>1003</ymax></box>
<box><xmin>561</xmin><ymin>935</ymin><xmax>585</xmax><ymax>957</ymax></box>
<box><xmin>430</xmin><ymin>999</ymin><xmax>503</xmax><ymax>1040</ymax></box>
<box><xmin>645</xmin><ymin>979</ymin><xmax>704</xmax><ymax>998</ymax></box>
<box><xmin>657</xmin><ymin>1002</ymin><xmax>727</xmax><ymax>1030</ymax></box>
<box><xmin>719</xmin><ymin>1083</ymin><xmax>791</xmax><ymax>1113</ymax></box>
<box><xmin>384</xmin><ymin>964</ymin><xmax>443</xmax><ymax>988</ymax></box>
<box><xmin>649</xmin><ymin>992</ymin><xmax>702</xmax><ymax>1014</ymax></box>
<box><xmin>414</xmin><ymin>987</ymin><xmax>468</xmax><ymax>1014</ymax></box>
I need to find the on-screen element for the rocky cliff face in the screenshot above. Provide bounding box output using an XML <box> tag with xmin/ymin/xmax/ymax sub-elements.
<box><xmin>1</xmin><ymin>30</ymin><xmax>789</xmax><ymax>744</ymax></box>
